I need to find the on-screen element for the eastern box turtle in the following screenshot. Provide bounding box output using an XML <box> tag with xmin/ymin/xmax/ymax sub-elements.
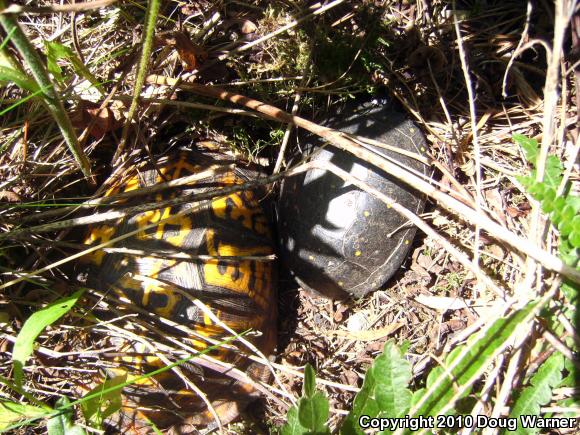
<box><xmin>277</xmin><ymin>96</ymin><xmax>429</xmax><ymax>299</ymax></box>
<box><xmin>80</xmin><ymin>150</ymin><xmax>277</xmax><ymax>432</ymax></box>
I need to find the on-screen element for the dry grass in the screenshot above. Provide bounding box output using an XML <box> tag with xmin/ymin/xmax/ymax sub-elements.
<box><xmin>0</xmin><ymin>0</ymin><xmax>578</xmax><ymax>434</ymax></box>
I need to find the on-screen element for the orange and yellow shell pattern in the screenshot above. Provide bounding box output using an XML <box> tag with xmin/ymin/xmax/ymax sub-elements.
<box><xmin>80</xmin><ymin>151</ymin><xmax>277</xmax><ymax>432</ymax></box>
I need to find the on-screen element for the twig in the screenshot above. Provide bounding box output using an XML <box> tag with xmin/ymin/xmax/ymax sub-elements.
<box><xmin>502</xmin><ymin>1</ymin><xmax>534</xmax><ymax>98</ymax></box>
<box><xmin>453</xmin><ymin>2</ymin><xmax>483</xmax><ymax>277</ymax></box>
<box><xmin>18</xmin><ymin>164</ymin><xmax>230</xmax><ymax>223</ymax></box>
<box><xmin>145</xmin><ymin>75</ymin><xmax>580</xmax><ymax>284</ymax></box>
<box><xmin>0</xmin><ymin>0</ymin><xmax>116</xmax><ymax>15</ymax></box>
<box><xmin>314</xmin><ymin>160</ymin><xmax>507</xmax><ymax>298</ymax></box>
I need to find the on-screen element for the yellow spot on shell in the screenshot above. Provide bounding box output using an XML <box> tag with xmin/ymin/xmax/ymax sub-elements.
<box><xmin>409</xmin><ymin>128</ymin><xmax>415</xmax><ymax>133</ymax></box>
<box><xmin>421</xmin><ymin>147</ymin><xmax>426</xmax><ymax>152</ymax></box>
<box><xmin>355</xmin><ymin>250</ymin><xmax>362</xmax><ymax>257</ymax></box>
<box><xmin>309</xmin><ymin>255</ymin><xmax>314</xmax><ymax>260</ymax></box>
<box><xmin>363</xmin><ymin>210</ymin><xmax>370</xmax><ymax>217</ymax></box>
<box><xmin>338</xmin><ymin>281</ymin><xmax>344</xmax><ymax>286</ymax></box>
<box><xmin>404</xmin><ymin>240</ymin><xmax>410</xmax><ymax>245</ymax></box>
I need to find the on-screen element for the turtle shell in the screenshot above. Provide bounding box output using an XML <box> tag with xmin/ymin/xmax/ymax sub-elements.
<box><xmin>277</xmin><ymin>96</ymin><xmax>429</xmax><ymax>299</ymax></box>
<box><xmin>80</xmin><ymin>150</ymin><xmax>277</xmax><ymax>432</ymax></box>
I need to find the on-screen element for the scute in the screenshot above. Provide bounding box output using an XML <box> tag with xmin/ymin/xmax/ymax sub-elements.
<box><xmin>81</xmin><ymin>150</ymin><xmax>277</xmax><ymax>432</ymax></box>
<box><xmin>278</xmin><ymin>96</ymin><xmax>429</xmax><ymax>299</ymax></box>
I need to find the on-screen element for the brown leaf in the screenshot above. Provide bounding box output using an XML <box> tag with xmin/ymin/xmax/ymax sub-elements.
<box><xmin>408</xmin><ymin>45</ymin><xmax>447</xmax><ymax>74</ymax></box>
<box><xmin>71</xmin><ymin>101</ymin><xmax>122</xmax><ymax>140</ymax></box>
<box><xmin>340</xmin><ymin>369</ymin><xmax>360</xmax><ymax>386</ymax></box>
<box><xmin>158</xmin><ymin>31</ymin><xmax>207</xmax><ymax>71</ymax></box>
<box><xmin>241</xmin><ymin>20</ymin><xmax>257</xmax><ymax>34</ymax></box>
<box><xmin>333</xmin><ymin>303</ymin><xmax>349</xmax><ymax>322</ymax></box>
<box><xmin>0</xmin><ymin>191</ymin><xmax>21</xmax><ymax>202</ymax></box>
<box><xmin>330</xmin><ymin>322</ymin><xmax>404</xmax><ymax>342</ymax></box>
<box><xmin>484</xmin><ymin>188</ymin><xmax>507</xmax><ymax>225</ymax></box>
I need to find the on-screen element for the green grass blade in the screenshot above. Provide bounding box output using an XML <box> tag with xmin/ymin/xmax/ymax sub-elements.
<box><xmin>12</xmin><ymin>289</ymin><xmax>84</xmax><ymax>387</ymax></box>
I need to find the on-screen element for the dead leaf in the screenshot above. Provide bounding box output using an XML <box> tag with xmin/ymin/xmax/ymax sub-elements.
<box><xmin>241</xmin><ymin>20</ymin><xmax>257</xmax><ymax>34</ymax></box>
<box><xmin>486</xmin><ymin>243</ymin><xmax>506</xmax><ymax>261</ymax></box>
<box><xmin>330</xmin><ymin>322</ymin><xmax>403</xmax><ymax>341</ymax></box>
<box><xmin>408</xmin><ymin>45</ymin><xmax>447</xmax><ymax>74</ymax></box>
<box><xmin>157</xmin><ymin>31</ymin><xmax>207</xmax><ymax>71</ymax></box>
<box><xmin>71</xmin><ymin>101</ymin><xmax>123</xmax><ymax>140</ymax></box>
<box><xmin>414</xmin><ymin>295</ymin><xmax>472</xmax><ymax>311</ymax></box>
<box><xmin>340</xmin><ymin>370</ymin><xmax>360</xmax><ymax>386</ymax></box>
<box><xmin>484</xmin><ymin>188</ymin><xmax>507</xmax><ymax>225</ymax></box>
<box><xmin>0</xmin><ymin>191</ymin><xmax>21</xmax><ymax>202</ymax></box>
<box><xmin>333</xmin><ymin>303</ymin><xmax>349</xmax><ymax>322</ymax></box>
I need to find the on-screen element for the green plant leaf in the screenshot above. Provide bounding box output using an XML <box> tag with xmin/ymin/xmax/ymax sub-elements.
<box><xmin>298</xmin><ymin>392</ymin><xmax>330</xmax><ymax>433</ymax></box>
<box><xmin>569</xmin><ymin>232</ymin><xmax>580</xmax><ymax>250</ymax></box>
<box><xmin>513</xmin><ymin>134</ymin><xmax>538</xmax><ymax>165</ymax></box>
<box><xmin>281</xmin><ymin>406</ymin><xmax>308</xmax><ymax>435</ymax></box>
<box><xmin>80</xmin><ymin>374</ymin><xmax>125</xmax><ymax>429</ymax></box>
<box><xmin>12</xmin><ymin>289</ymin><xmax>84</xmax><ymax>387</ymax></box>
<box><xmin>304</xmin><ymin>364</ymin><xmax>316</xmax><ymax>398</ymax></box>
<box><xmin>0</xmin><ymin>401</ymin><xmax>49</xmax><ymax>430</ymax></box>
<box><xmin>47</xmin><ymin>397</ymin><xmax>86</xmax><ymax>435</ymax></box>
<box><xmin>543</xmin><ymin>155</ymin><xmax>563</xmax><ymax>190</ymax></box>
<box><xmin>340</xmin><ymin>341</ymin><xmax>412</xmax><ymax>435</ymax></box>
<box><xmin>0</xmin><ymin>65</ymin><xmax>39</xmax><ymax>92</ymax></box>
<box><xmin>44</xmin><ymin>41</ymin><xmax>102</xmax><ymax>94</ymax></box>
<box><xmin>373</xmin><ymin>342</ymin><xmax>412</xmax><ymax>418</ymax></box>
<box><xmin>281</xmin><ymin>365</ymin><xmax>330</xmax><ymax>435</ymax></box>
<box><xmin>508</xmin><ymin>353</ymin><xmax>564</xmax><ymax>435</ymax></box>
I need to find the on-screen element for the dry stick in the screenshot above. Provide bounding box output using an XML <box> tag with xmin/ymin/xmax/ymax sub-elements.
<box><xmin>502</xmin><ymin>0</ymin><xmax>534</xmax><ymax>98</ymax></box>
<box><xmin>0</xmin><ymin>164</ymin><xmax>312</xmax><ymax>290</ymax></box>
<box><xmin>100</xmin><ymin>247</ymin><xmax>275</xmax><ymax>263</ymax></box>
<box><xmin>1</xmin><ymin>165</ymin><xmax>297</xmax><ymax>240</ymax></box>
<box><xmin>485</xmin><ymin>279</ymin><xmax>561</xmax><ymax>435</ymax></box>
<box><xmin>19</xmin><ymin>164</ymin><xmax>230</xmax><ymax>224</ymax></box>
<box><xmin>453</xmin><ymin>3</ymin><xmax>483</xmax><ymax>279</ymax></box>
<box><xmin>145</xmin><ymin>74</ymin><xmax>580</xmax><ymax>284</ymax></box>
<box><xmin>100</xmin><ymin>318</ymin><xmax>222</xmax><ymax>430</ymax></box>
<box><xmin>0</xmin><ymin>0</ymin><xmax>116</xmax><ymax>14</ymax></box>
<box><xmin>87</xmin><ymin>290</ymin><xmax>289</xmax><ymax>406</ymax></box>
<box><xmin>461</xmin><ymin>355</ymin><xmax>505</xmax><ymax>435</ymax></box>
<box><xmin>273</xmin><ymin>64</ymin><xmax>310</xmax><ymax>174</ymax></box>
<box><xmin>312</xmin><ymin>160</ymin><xmax>507</xmax><ymax>298</ymax></box>
<box><xmin>112</xmin><ymin>95</ymin><xmax>265</xmax><ymax>118</ymax></box>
